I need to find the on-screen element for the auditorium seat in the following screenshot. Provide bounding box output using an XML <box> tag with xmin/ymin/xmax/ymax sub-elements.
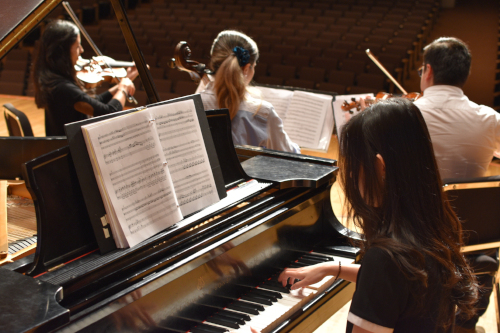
<box><xmin>259</xmin><ymin>53</ymin><xmax>282</xmax><ymax>66</ymax></box>
<box><xmin>153</xmin><ymin>79</ymin><xmax>173</xmax><ymax>93</ymax></box>
<box><xmin>269</xmin><ymin>64</ymin><xmax>297</xmax><ymax>81</ymax></box>
<box><xmin>284</xmin><ymin>36</ymin><xmax>308</xmax><ymax>48</ymax></box>
<box><xmin>283</xmin><ymin>55</ymin><xmax>310</xmax><ymax>68</ymax></box>
<box><xmin>340</xmin><ymin>59</ymin><xmax>368</xmax><ymax>73</ymax></box>
<box><xmin>328</xmin><ymin>70</ymin><xmax>356</xmax><ymax>86</ymax></box>
<box><xmin>273</xmin><ymin>45</ymin><xmax>296</xmax><ymax>56</ymax></box>
<box><xmin>297</xmin><ymin>46</ymin><xmax>322</xmax><ymax>59</ymax></box>
<box><xmin>356</xmin><ymin>73</ymin><xmax>387</xmax><ymax>91</ymax></box>
<box><xmin>254</xmin><ymin>63</ymin><xmax>269</xmax><ymax>79</ymax></box>
<box><xmin>174</xmin><ymin>80</ymin><xmax>197</xmax><ymax>96</ymax></box>
<box><xmin>309</xmin><ymin>38</ymin><xmax>333</xmax><ymax>50</ymax></box>
<box><xmin>257</xmin><ymin>76</ymin><xmax>284</xmax><ymax>86</ymax></box>
<box><xmin>296</xmin><ymin>30</ymin><xmax>319</xmax><ymax>39</ymax></box>
<box><xmin>310</xmin><ymin>57</ymin><xmax>338</xmax><ymax>71</ymax></box>
<box><xmin>349</xmin><ymin>86</ymin><xmax>379</xmax><ymax>94</ymax></box>
<box><xmin>286</xmin><ymin>79</ymin><xmax>315</xmax><ymax>90</ymax></box>
<box><xmin>298</xmin><ymin>67</ymin><xmax>326</xmax><ymax>83</ymax></box>
<box><xmin>317</xmin><ymin>82</ymin><xmax>347</xmax><ymax>94</ymax></box>
<box><xmin>323</xmin><ymin>48</ymin><xmax>349</xmax><ymax>61</ymax></box>
<box><xmin>0</xmin><ymin>82</ymin><xmax>24</xmax><ymax>96</ymax></box>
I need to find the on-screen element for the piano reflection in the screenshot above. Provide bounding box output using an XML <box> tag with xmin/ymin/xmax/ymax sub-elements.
<box><xmin>0</xmin><ymin>1</ymin><xmax>361</xmax><ymax>332</ymax></box>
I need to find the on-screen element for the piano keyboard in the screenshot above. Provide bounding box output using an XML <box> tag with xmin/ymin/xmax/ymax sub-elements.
<box><xmin>8</xmin><ymin>236</ymin><xmax>37</xmax><ymax>255</ymax></box>
<box><xmin>155</xmin><ymin>251</ymin><xmax>355</xmax><ymax>333</ymax></box>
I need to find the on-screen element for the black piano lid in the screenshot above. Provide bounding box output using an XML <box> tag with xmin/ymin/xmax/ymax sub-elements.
<box><xmin>0</xmin><ymin>0</ymin><xmax>61</xmax><ymax>59</ymax></box>
<box><xmin>0</xmin><ymin>136</ymin><xmax>67</xmax><ymax>179</ymax></box>
<box><xmin>0</xmin><ymin>267</ymin><xmax>68</xmax><ymax>332</ymax></box>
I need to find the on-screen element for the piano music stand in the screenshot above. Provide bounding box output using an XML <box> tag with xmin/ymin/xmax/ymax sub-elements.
<box><xmin>23</xmin><ymin>146</ymin><xmax>97</xmax><ymax>276</ymax></box>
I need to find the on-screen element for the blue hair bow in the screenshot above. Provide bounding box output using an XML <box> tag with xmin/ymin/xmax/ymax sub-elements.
<box><xmin>233</xmin><ymin>46</ymin><xmax>250</xmax><ymax>67</ymax></box>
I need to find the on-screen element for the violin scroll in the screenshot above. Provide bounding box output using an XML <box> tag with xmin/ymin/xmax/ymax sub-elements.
<box><xmin>170</xmin><ymin>42</ymin><xmax>212</xmax><ymax>84</ymax></box>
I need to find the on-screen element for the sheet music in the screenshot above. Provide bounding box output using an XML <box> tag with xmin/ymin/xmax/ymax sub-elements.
<box><xmin>82</xmin><ymin>111</ymin><xmax>183</xmax><ymax>248</ymax></box>
<box><xmin>256</xmin><ymin>87</ymin><xmax>294</xmax><ymax>120</ymax></box>
<box><xmin>152</xmin><ymin>100</ymin><xmax>220</xmax><ymax>216</ymax></box>
<box><xmin>282</xmin><ymin>90</ymin><xmax>332</xmax><ymax>149</ymax></box>
<box><xmin>333</xmin><ymin>93</ymin><xmax>374</xmax><ymax>138</ymax></box>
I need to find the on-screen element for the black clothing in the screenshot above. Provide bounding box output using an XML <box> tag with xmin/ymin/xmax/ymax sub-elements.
<box><xmin>346</xmin><ymin>247</ymin><xmax>445</xmax><ymax>333</ymax></box>
<box><xmin>45</xmin><ymin>79</ymin><xmax>122</xmax><ymax>136</ymax></box>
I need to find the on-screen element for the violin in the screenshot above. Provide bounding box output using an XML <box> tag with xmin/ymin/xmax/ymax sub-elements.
<box><xmin>169</xmin><ymin>41</ymin><xmax>213</xmax><ymax>88</ymax></box>
<box><xmin>341</xmin><ymin>91</ymin><xmax>422</xmax><ymax>112</ymax></box>
<box><xmin>75</xmin><ymin>56</ymin><xmax>131</xmax><ymax>89</ymax></box>
<box><xmin>63</xmin><ymin>2</ymin><xmax>138</xmax><ymax>104</ymax></box>
<box><xmin>340</xmin><ymin>50</ymin><xmax>423</xmax><ymax>112</ymax></box>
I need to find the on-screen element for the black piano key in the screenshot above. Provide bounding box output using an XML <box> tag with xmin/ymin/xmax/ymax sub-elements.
<box><xmin>207</xmin><ymin>315</ymin><xmax>240</xmax><ymax>329</ymax></box>
<box><xmin>241</xmin><ymin>294</ymin><xmax>273</xmax><ymax>305</ymax></box>
<box><xmin>302</xmin><ymin>253</ymin><xmax>334</xmax><ymax>261</ymax></box>
<box><xmin>153</xmin><ymin>326</ymin><xmax>184</xmax><ymax>333</ymax></box>
<box><xmin>160</xmin><ymin>317</ymin><xmax>199</xmax><ymax>332</ymax></box>
<box><xmin>297</xmin><ymin>258</ymin><xmax>323</xmax><ymax>265</ymax></box>
<box><xmin>288</xmin><ymin>262</ymin><xmax>306</xmax><ymax>268</ymax></box>
<box><xmin>251</xmin><ymin>288</ymin><xmax>282</xmax><ymax>299</ymax></box>
<box><xmin>10</xmin><ymin>244</ymin><xmax>22</xmax><ymax>252</ymax></box>
<box><xmin>217</xmin><ymin>310</ymin><xmax>249</xmax><ymax>324</ymax></box>
<box><xmin>197</xmin><ymin>295</ymin><xmax>229</xmax><ymax>309</ymax></box>
<box><xmin>226</xmin><ymin>300</ymin><xmax>262</xmax><ymax>314</ymax></box>
<box><xmin>26</xmin><ymin>238</ymin><xmax>36</xmax><ymax>245</ymax></box>
<box><xmin>259</xmin><ymin>281</ymin><xmax>290</xmax><ymax>294</ymax></box>
<box><xmin>191</xmin><ymin>324</ymin><xmax>228</xmax><ymax>333</ymax></box>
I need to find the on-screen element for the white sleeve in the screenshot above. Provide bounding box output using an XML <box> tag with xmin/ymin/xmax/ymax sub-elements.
<box><xmin>265</xmin><ymin>107</ymin><xmax>301</xmax><ymax>154</ymax></box>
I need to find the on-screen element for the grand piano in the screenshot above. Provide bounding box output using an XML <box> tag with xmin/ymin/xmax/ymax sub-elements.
<box><xmin>0</xmin><ymin>1</ymin><xmax>361</xmax><ymax>332</ymax></box>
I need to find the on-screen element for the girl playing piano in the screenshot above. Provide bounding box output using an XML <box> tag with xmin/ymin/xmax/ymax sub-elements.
<box><xmin>199</xmin><ymin>30</ymin><xmax>300</xmax><ymax>154</ymax></box>
<box><xmin>278</xmin><ymin>98</ymin><xmax>478</xmax><ymax>333</ymax></box>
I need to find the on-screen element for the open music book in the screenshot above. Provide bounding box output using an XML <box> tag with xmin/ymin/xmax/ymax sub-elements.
<box><xmin>81</xmin><ymin>99</ymin><xmax>220</xmax><ymax>248</ymax></box>
<box><xmin>255</xmin><ymin>86</ymin><xmax>335</xmax><ymax>151</ymax></box>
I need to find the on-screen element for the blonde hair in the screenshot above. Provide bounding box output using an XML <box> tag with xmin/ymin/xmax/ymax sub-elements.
<box><xmin>209</xmin><ymin>30</ymin><xmax>259</xmax><ymax>119</ymax></box>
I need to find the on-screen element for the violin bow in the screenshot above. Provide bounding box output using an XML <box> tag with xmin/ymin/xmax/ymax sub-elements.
<box><xmin>62</xmin><ymin>1</ymin><xmax>138</xmax><ymax>104</ymax></box>
<box><xmin>365</xmin><ymin>49</ymin><xmax>408</xmax><ymax>95</ymax></box>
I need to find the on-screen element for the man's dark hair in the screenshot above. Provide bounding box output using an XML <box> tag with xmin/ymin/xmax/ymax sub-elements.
<box><xmin>423</xmin><ymin>37</ymin><xmax>471</xmax><ymax>87</ymax></box>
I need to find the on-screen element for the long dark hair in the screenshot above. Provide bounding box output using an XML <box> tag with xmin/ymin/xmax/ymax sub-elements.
<box><xmin>33</xmin><ymin>20</ymin><xmax>80</xmax><ymax>108</ymax></box>
<box><xmin>339</xmin><ymin>98</ymin><xmax>477</xmax><ymax>330</ymax></box>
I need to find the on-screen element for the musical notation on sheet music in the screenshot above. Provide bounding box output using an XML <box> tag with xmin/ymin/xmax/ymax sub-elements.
<box><xmin>153</xmin><ymin>100</ymin><xmax>219</xmax><ymax>216</ymax></box>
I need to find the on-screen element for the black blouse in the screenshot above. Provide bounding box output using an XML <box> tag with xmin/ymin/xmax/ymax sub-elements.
<box><xmin>44</xmin><ymin>79</ymin><xmax>122</xmax><ymax>136</ymax></box>
<box><xmin>346</xmin><ymin>247</ymin><xmax>444</xmax><ymax>333</ymax></box>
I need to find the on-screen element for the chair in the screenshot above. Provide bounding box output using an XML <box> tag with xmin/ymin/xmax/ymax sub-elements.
<box><xmin>442</xmin><ymin>176</ymin><xmax>500</xmax><ymax>331</ymax></box>
<box><xmin>3</xmin><ymin>103</ymin><xmax>34</xmax><ymax>137</ymax></box>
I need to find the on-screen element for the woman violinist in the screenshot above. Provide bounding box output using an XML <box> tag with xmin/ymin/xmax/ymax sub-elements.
<box><xmin>199</xmin><ymin>30</ymin><xmax>300</xmax><ymax>154</ymax></box>
<box><xmin>278</xmin><ymin>99</ymin><xmax>478</xmax><ymax>333</ymax></box>
<box><xmin>34</xmin><ymin>20</ymin><xmax>138</xmax><ymax>136</ymax></box>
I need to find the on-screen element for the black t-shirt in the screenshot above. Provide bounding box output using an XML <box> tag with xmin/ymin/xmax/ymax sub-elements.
<box><xmin>45</xmin><ymin>79</ymin><xmax>122</xmax><ymax>136</ymax></box>
<box><xmin>346</xmin><ymin>247</ymin><xmax>444</xmax><ymax>333</ymax></box>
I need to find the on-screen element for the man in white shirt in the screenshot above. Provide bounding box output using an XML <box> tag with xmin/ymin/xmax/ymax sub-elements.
<box><xmin>415</xmin><ymin>37</ymin><xmax>500</xmax><ymax>180</ymax></box>
<box><xmin>416</xmin><ymin>37</ymin><xmax>498</xmax><ymax>333</ymax></box>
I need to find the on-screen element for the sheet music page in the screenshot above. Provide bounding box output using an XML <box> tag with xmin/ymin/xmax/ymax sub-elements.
<box><xmin>82</xmin><ymin>111</ymin><xmax>183</xmax><ymax>248</ymax></box>
<box><xmin>333</xmin><ymin>93</ymin><xmax>374</xmax><ymax>138</ymax></box>
<box><xmin>152</xmin><ymin>99</ymin><xmax>220</xmax><ymax>216</ymax></box>
<box><xmin>255</xmin><ymin>86</ymin><xmax>294</xmax><ymax>120</ymax></box>
<box><xmin>282</xmin><ymin>90</ymin><xmax>332</xmax><ymax>149</ymax></box>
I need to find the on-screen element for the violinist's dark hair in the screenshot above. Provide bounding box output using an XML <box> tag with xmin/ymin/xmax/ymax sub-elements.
<box><xmin>34</xmin><ymin>20</ymin><xmax>80</xmax><ymax>108</ymax></box>
<box><xmin>209</xmin><ymin>30</ymin><xmax>259</xmax><ymax>119</ymax></box>
<box><xmin>423</xmin><ymin>37</ymin><xmax>471</xmax><ymax>87</ymax></box>
<box><xmin>339</xmin><ymin>98</ymin><xmax>478</xmax><ymax>331</ymax></box>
